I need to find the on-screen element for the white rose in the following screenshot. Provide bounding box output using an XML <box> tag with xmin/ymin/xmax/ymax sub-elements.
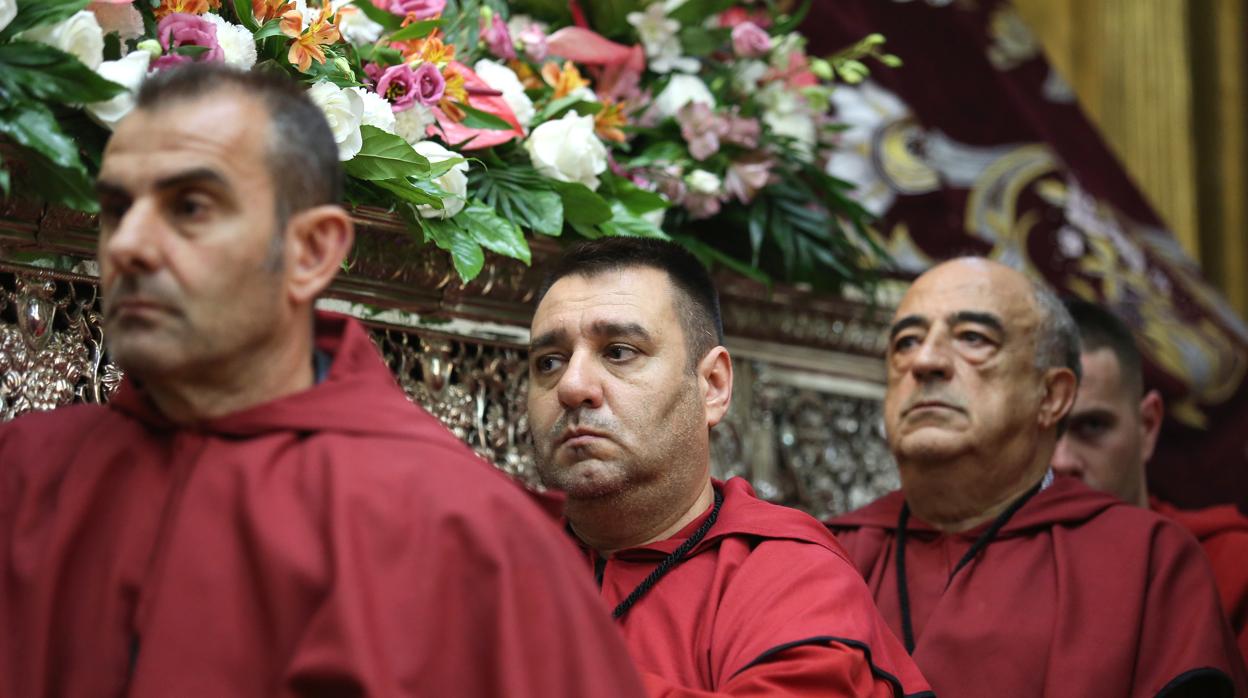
<box><xmin>394</xmin><ymin>104</ymin><xmax>435</xmax><ymax>146</ymax></box>
<box><xmin>525</xmin><ymin>111</ymin><xmax>608</xmax><ymax>191</ymax></box>
<box><xmin>22</xmin><ymin>10</ymin><xmax>105</xmax><ymax>70</ymax></box>
<box><xmin>85</xmin><ymin>50</ymin><xmax>149</xmax><ymax>131</ymax></box>
<box><xmin>203</xmin><ymin>13</ymin><xmax>256</xmax><ymax>69</ymax></box>
<box><xmin>759</xmin><ymin>83</ymin><xmax>815</xmax><ymax>159</ymax></box>
<box><xmin>332</xmin><ymin>0</ymin><xmax>384</xmax><ymax>45</ymax></box>
<box><xmin>412</xmin><ymin>140</ymin><xmax>469</xmax><ymax>219</ymax></box>
<box><xmin>306</xmin><ymin>81</ymin><xmax>364</xmax><ymax>161</ymax></box>
<box><xmin>350</xmin><ymin>87</ymin><xmax>397</xmax><ymax>134</ymax></box>
<box><xmin>473</xmin><ymin>59</ymin><xmax>535</xmax><ymax>131</ymax></box>
<box><xmin>0</xmin><ymin>0</ymin><xmax>15</xmax><ymax>35</ymax></box>
<box><xmin>686</xmin><ymin>169</ymin><xmax>721</xmax><ymax>195</ymax></box>
<box><xmin>732</xmin><ymin>59</ymin><xmax>768</xmax><ymax>93</ymax></box>
<box><xmin>651</xmin><ymin>74</ymin><xmax>715</xmax><ymax>121</ymax></box>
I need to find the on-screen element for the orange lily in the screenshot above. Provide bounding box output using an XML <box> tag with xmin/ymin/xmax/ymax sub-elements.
<box><xmin>154</xmin><ymin>0</ymin><xmax>219</xmax><ymax>20</ymax></box>
<box><xmin>400</xmin><ymin>33</ymin><xmax>454</xmax><ymax>68</ymax></box>
<box><xmin>438</xmin><ymin>67</ymin><xmax>468</xmax><ymax>120</ymax></box>
<box><xmin>594</xmin><ymin>100</ymin><xmax>628</xmax><ymax>143</ymax></box>
<box><xmin>281</xmin><ymin>5</ymin><xmax>340</xmax><ymax>73</ymax></box>
<box><xmin>508</xmin><ymin>59</ymin><xmax>543</xmax><ymax>90</ymax></box>
<box><xmin>253</xmin><ymin>0</ymin><xmax>294</xmax><ymax>24</ymax></box>
<box><xmin>541</xmin><ymin>61</ymin><xmax>590</xmax><ymax>100</ymax></box>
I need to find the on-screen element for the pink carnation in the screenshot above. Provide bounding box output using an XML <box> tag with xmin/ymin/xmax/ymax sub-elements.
<box><xmin>731</xmin><ymin>21</ymin><xmax>771</xmax><ymax>58</ymax></box>
<box><xmin>387</xmin><ymin>0</ymin><xmax>445</xmax><ymax>20</ymax></box>
<box><xmin>377</xmin><ymin>63</ymin><xmax>443</xmax><ymax>112</ymax></box>
<box><xmin>412</xmin><ymin>62</ymin><xmax>445</xmax><ymax>106</ymax></box>
<box><xmin>153</xmin><ymin>13</ymin><xmax>223</xmax><ymax>71</ymax></box>
<box><xmin>481</xmin><ymin>13</ymin><xmax>515</xmax><ymax>60</ymax></box>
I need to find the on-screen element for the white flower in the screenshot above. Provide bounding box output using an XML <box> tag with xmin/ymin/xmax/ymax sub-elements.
<box><xmin>626</xmin><ymin>3</ymin><xmax>696</xmax><ymax>74</ymax></box>
<box><xmin>203</xmin><ymin>13</ymin><xmax>256</xmax><ymax>69</ymax></box>
<box><xmin>22</xmin><ymin>10</ymin><xmax>105</xmax><ymax>70</ymax></box>
<box><xmin>768</xmin><ymin>32</ymin><xmax>806</xmax><ymax>70</ymax></box>
<box><xmin>758</xmin><ymin>82</ymin><xmax>815</xmax><ymax>159</ymax></box>
<box><xmin>525</xmin><ymin>111</ymin><xmax>608</xmax><ymax>191</ymax></box>
<box><xmin>824</xmin><ymin>80</ymin><xmax>912</xmax><ymax>215</ymax></box>
<box><xmin>350</xmin><ymin>87</ymin><xmax>397</xmax><ymax>134</ymax></box>
<box><xmin>732</xmin><ymin>59</ymin><xmax>768</xmax><ymax>93</ymax></box>
<box><xmin>394</xmin><ymin>104</ymin><xmax>435</xmax><ymax>146</ymax></box>
<box><xmin>85</xmin><ymin>50</ymin><xmax>149</xmax><ymax>131</ymax></box>
<box><xmin>332</xmin><ymin>0</ymin><xmax>384</xmax><ymax>45</ymax></box>
<box><xmin>686</xmin><ymin>169</ymin><xmax>721</xmax><ymax>195</ymax></box>
<box><xmin>473</xmin><ymin>59</ymin><xmax>535</xmax><ymax>131</ymax></box>
<box><xmin>0</xmin><ymin>0</ymin><xmax>15</xmax><ymax>35</ymax></box>
<box><xmin>651</xmin><ymin>74</ymin><xmax>715</xmax><ymax>120</ymax></box>
<box><xmin>306</xmin><ymin>81</ymin><xmax>364</xmax><ymax>161</ymax></box>
<box><xmin>412</xmin><ymin>140</ymin><xmax>469</xmax><ymax>219</ymax></box>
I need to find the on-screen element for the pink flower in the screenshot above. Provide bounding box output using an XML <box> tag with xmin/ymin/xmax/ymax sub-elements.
<box><xmin>676</xmin><ymin>102</ymin><xmax>729</xmax><ymax>161</ymax></box>
<box><xmin>724</xmin><ymin>113</ymin><xmax>760</xmax><ymax>148</ymax></box>
<box><xmin>731</xmin><ymin>21</ymin><xmax>771</xmax><ymax>58</ymax></box>
<box><xmin>480</xmin><ymin>13</ymin><xmax>515</xmax><ymax>60</ymax></box>
<box><xmin>363</xmin><ymin>62</ymin><xmax>385</xmax><ymax>86</ymax></box>
<box><xmin>412</xmin><ymin>62</ymin><xmax>445</xmax><ymax>106</ymax></box>
<box><xmin>718</xmin><ymin>8</ymin><xmax>771</xmax><ymax>29</ymax></box>
<box><xmin>684</xmin><ymin>192</ymin><xmax>721</xmax><ymax>219</ymax></box>
<box><xmin>387</xmin><ymin>0</ymin><xmax>445</xmax><ymax>20</ymax></box>
<box><xmin>153</xmin><ymin>13</ymin><xmax>223</xmax><ymax>70</ymax></box>
<box><xmin>377</xmin><ymin>63</ymin><xmax>420</xmax><ymax>111</ymax></box>
<box><xmin>725</xmin><ymin>157</ymin><xmax>773</xmax><ymax>203</ymax></box>
<box><xmin>516</xmin><ymin>22</ymin><xmax>548</xmax><ymax>62</ymax></box>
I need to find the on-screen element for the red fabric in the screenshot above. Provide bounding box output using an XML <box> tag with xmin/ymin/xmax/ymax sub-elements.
<box><xmin>582</xmin><ymin>478</ymin><xmax>932</xmax><ymax>697</ymax></box>
<box><xmin>1153</xmin><ymin>497</ymin><xmax>1248</xmax><ymax>659</ymax></box>
<box><xmin>0</xmin><ymin>312</ymin><xmax>645</xmax><ymax>697</ymax></box>
<box><xmin>827</xmin><ymin>475</ymin><xmax>1248</xmax><ymax>697</ymax></box>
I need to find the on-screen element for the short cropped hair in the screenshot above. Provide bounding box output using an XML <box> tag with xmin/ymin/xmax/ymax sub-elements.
<box><xmin>536</xmin><ymin>238</ymin><xmax>724</xmax><ymax>369</ymax></box>
<box><xmin>134</xmin><ymin>63</ymin><xmax>342</xmax><ymax>227</ymax></box>
<box><xmin>1024</xmin><ymin>278</ymin><xmax>1081</xmax><ymax>436</ymax></box>
<box><xmin>1064</xmin><ymin>298</ymin><xmax>1143</xmax><ymax>399</ymax></box>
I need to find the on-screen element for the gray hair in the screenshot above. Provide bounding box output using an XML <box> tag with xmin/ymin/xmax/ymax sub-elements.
<box><xmin>1030</xmin><ymin>279</ymin><xmax>1081</xmax><ymax>435</ymax></box>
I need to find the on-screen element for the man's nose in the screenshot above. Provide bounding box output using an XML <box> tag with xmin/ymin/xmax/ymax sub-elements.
<box><xmin>911</xmin><ymin>333</ymin><xmax>954</xmax><ymax>382</ymax></box>
<box><xmin>556</xmin><ymin>352</ymin><xmax>605</xmax><ymax>411</ymax></box>
<box><xmin>1051</xmin><ymin>439</ymin><xmax>1084</xmax><ymax>477</ymax></box>
<box><xmin>102</xmin><ymin>200</ymin><xmax>163</xmax><ymax>276</ymax></box>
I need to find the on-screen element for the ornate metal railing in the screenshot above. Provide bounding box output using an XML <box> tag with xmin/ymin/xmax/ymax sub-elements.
<box><xmin>0</xmin><ymin>199</ymin><xmax>898</xmax><ymax>518</ymax></box>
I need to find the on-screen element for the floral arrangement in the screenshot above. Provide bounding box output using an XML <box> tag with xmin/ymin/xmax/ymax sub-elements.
<box><xmin>0</xmin><ymin>0</ymin><xmax>897</xmax><ymax>289</ymax></box>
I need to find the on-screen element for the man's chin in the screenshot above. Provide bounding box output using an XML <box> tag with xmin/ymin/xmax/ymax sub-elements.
<box><xmin>538</xmin><ymin>459</ymin><xmax>630</xmax><ymax>500</ymax></box>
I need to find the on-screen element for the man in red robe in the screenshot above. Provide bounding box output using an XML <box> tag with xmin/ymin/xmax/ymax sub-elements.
<box><xmin>526</xmin><ymin>238</ymin><xmax>932</xmax><ymax>697</ymax></box>
<box><xmin>1054</xmin><ymin>299</ymin><xmax>1248</xmax><ymax>658</ymax></box>
<box><xmin>826</xmin><ymin>258</ymin><xmax>1247</xmax><ymax>697</ymax></box>
<box><xmin>0</xmin><ymin>64</ymin><xmax>645</xmax><ymax>697</ymax></box>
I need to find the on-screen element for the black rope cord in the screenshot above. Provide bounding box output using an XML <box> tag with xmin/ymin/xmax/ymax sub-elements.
<box><xmin>612</xmin><ymin>488</ymin><xmax>724</xmax><ymax>621</ymax></box>
<box><xmin>895</xmin><ymin>477</ymin><xmax>1046</xmax><ymax>654</ymax></box>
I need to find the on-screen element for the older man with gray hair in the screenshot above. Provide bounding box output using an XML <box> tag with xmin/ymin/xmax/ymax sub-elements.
<box><xmin>827</xmin><ymin>257</ymin><xmax>1246</xmax><ymax>698</ymax></box>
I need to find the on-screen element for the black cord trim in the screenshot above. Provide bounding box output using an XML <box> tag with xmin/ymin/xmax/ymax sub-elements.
<box><xmin>735</xmin><ymin>635</ymin><xmax>936</xmax><ymax>698</ymax></box>
<box><xmin>612</xmin><ymin>488</ymin><xmax>724</xmax><ymax>621</ymax></box>
<box><xmin>1154</xmin><ymin>666</ymin><xmax>1234</xmax><ymax>698</ymax></box>
<box><xmin>895</xmin><ymin>477</ymin><xmax>1045</xmax><ymax>654</ymax></box>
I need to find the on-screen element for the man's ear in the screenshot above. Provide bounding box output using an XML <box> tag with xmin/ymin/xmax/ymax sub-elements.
<box><xmin>1138</xmin><ymin>389</ymin><xmax>1164</xmax><ymax>463</ymax></box>
<box><xmin>1038</xmin><ymin>366</ymin><xmax>1078</xmax><ymax>431</ymax></box>
<box><xmin>283</xmin><ymin>205</ymin><xmax>354</xmax><ymax>305</ymax></box>
<box><xmin>698</xmin><ymin>346</ymin><xmax>733</xmax><ymax>428</ymax></box>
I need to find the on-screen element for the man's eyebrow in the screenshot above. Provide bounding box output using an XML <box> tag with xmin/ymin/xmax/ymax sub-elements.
<box><xmin>587</xmin><ymin>320</ymin><xmax>651</xmax><ymax>343</ymax></box>
<box><xmin>948</xmin><ymin>311</ymin><xmax>1005</xmax><ymax>336</ymax></box>
<box><xmin>529</xmin><ymin>328</ymin><xmax>569</xmax><ymax>353</ymax></box>
<box><xmin>888</xmin><ymin>315</ymin><xmax>928</xmax><ymax>343</ymax></box>
<box><xmin>153</xmin><ymin>167</ymin><xmax>229</xmax><ymax>191</ymax></box>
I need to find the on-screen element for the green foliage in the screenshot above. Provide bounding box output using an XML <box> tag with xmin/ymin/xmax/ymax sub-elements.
<box><xmin>1</xmin><ymin>0</ymin><xmax>89</xmax><ymax>41</ymax></box>
<box><xmin>343</xmin><ymin>126</ymin><xmax>438</xmax><ymax>180</ymax></box>
<box><xmin>388</xmin><ymin>19</ymin><xmax>441</xmax><ymax>42</ymax></box>
<box><xmin>471</xmin><ymin>164</ymin><xmax>565</xmax><ymax>237</ymax></box>
<box><xmin>349</xmin><ymin>0</ymin><xmax>404</xmax><ymax>31</ymax></box>
<box><xmin>0</xmin><ymin>43</ymin><xmax>126</xmax><ymax>104</ymax></box>
<box><xmin>457</xmin><ymin>103</ymin><xmax>516</xmax><ymax>131</ymax></box>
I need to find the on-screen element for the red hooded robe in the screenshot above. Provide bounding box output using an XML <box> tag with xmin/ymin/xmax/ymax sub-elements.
<box><xmin>1152</xmin><ymin>497</ymin><xmax>1248</xmax><ymax>659</ymax></box>
<box><xmin>581</xmin><ymin>477</ymin><xmax>933</xmax><ymax>697</ymax></box>
<box><xmin>0</xmin><ymin>312</ymin><xmax>645</xmax><ymax>697</ymax></box>
<box><xmin>827</xmin><ymin>475</ymin><xmax>1248</xmax><ymax>698</ymax></box>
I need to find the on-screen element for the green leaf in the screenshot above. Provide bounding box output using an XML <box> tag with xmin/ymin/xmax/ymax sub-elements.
<box><xmin>16</xmin><ymin>145</ymin><xmax>98</xmax><ymax>211</ymax></box>
<box><xmin>455</xmin><ymin>102</ymin><xmax>516</xmax><ymax>131</ymax></box>
<box><xmin>350</xmin><ymin>0</ymin><xmax>404</xmax><ymax>32</ymax></box>
<box><xmin>0</xmin><ymin>102</ymin><xmax>85</xmax><ymax>171</ymax></box>
<box><xmin>535</xmin><ymin>93</ymin><xmax>594</xmax><ymax>124</ymax></box>
<box><xmin>232</xmin><ymin>0</ymin><xmax>260</xmax><ymax>31</ymax></box>
<box><xmin>423</xmin><ymin>217</ymin><xmax>486</xmax><ymax>281</ymax></box>
<box><xmin>387</xmin><ymin>19</ymin><xmax>440</xmax><ymax>42</ymax></box>
<box><xmin>668</xmin><ymin>0</ymin><xmax>734</xmax><ymax>26</ymax></box>
<box><xmin>600</xmin><ymin>202</ymin><xmax>667</xmax><ymax>239</ymax></box>
<box><xmin>2</xmin><ymin>0</ymin><xmax>89</xmax><ymax>41</ymax></box>
<box><xmin>253</xmin><ymin>18</ymin><xmax>286</xmax><ymax>41</ymax></box>
<box><xmin>678</xmin><ymin>26</ymin><xmax>726</xmax><ymax>58</ymax></box>
<box><xmin>552</xmin><ymin>181</ymin><xmax>612</xmax><ymax>225</ymax></box>
<box><xmin>174</xmin><ymin>44</ymin><xmax>213</xmax><ymax>58</ymax></box>
<box><xmin>518</xmin><ymin>189</ymin><xmax>563</xmax><ymax>236</ymax></box>
<box><xmin>459</xmin><ymin>202</ymin><xmax>532</xmax><ymax>264</ymax></box>
<box><xmin>343</xmin><ymin>126</ymin><xmax>435</xmax><ymax>180</ymax></box>
<box><xmin>672</xmin><ymin>234</ymin><xmax>769</xmax><ymax>284</ymax></box>
<box><xmin>606</xmin><ymin>175</ymin><xmax>669</xmax><ymax>215</ymax></box>
<box><xmin>373</xmin><ymin>177</ymin><xmax>446</xmax><ymax>208</ymax></box>
<box><xmin>0</xmin><ymin>43</ymin><xmax>127</xmax><ymax>104</ymax></box>
<box><xmin>622</xmin><ymin>141</ymin><xmax>685</xmax><ymax>168</ymax></box>
<box><xmin>0</xmin><ymin>165</ymin><xmax>10</xmax><ymax>198</ymax></box>
<box><xmin>580</xmin><ymin>0</ymin><xmax>643</xmax><ymax>39</ymax></box>
<box><xmin>356</xmin><ymin>44</ymin><xmax>404</xmax><ymax>66</ymax></box>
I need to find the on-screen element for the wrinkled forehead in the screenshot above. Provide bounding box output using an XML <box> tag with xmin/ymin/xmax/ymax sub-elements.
<box><xmin>893</xmin><ymin>261</ymin><xmax>1040</xmax><ymax>331</ymax></box>
<box><xmin>532</xmin><ymin>268</ymin><xmax>681</xmax><ymax>335</ymax></box>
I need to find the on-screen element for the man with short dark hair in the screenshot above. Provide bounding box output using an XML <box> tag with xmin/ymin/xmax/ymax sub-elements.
<box><xmin>0</xmin><ymin>64</ymin><xmax>645</xmax><ymax>697</ymax></box>
<box><xmin>1055</xmin><ymin>299</ymin><xmax>1248</xmax><ymax>658</ymax></box>
<box><xmin>527</xmin><ymin>238</ymin><xmax>931</xmax><ymax>697</ymax></box>
<box><xmin>827</xmin><ymin>257</ymin><xmax>1247</xmax><ymax>697</ymax></box>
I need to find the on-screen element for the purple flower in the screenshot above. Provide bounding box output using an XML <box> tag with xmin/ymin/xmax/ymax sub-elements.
<box><xmin>412</xmin><ymin>62</ymin><xmax>445</xmax><ymax>106</ymax></box>
<box><xmin>676</xmin><ymin>102</ymin><xmax>729</xmax><ymax>161</ymax></box>
<box><xmin>731</xmin><ymin>21</ymin><xmax>771</xmax><ymax>58</ymax></box>
<box><xmin>481</xmin><ymin>13</ymin><xmax>515</xmax><ymax>60</ymax></box>
<box><xmin>153</xmin><ymin>13</ymin><xmax>223</xmax><ymax>70</ymax></box>
<box><xmin>387</xmin><ymin>0</ymin><xmax>446</xmax><ymax>20</ymax></box>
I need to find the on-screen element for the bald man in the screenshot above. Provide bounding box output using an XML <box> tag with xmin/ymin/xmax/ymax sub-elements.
<box><xmin>1054</xmin><ymin>299</ymin><xmax>1248</xmax><ymax>658</ymax></box>
<box><xmin>827</xmin><ymin>258</ymin><xmax>1246</xmax><ymax>697</ymax></box>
